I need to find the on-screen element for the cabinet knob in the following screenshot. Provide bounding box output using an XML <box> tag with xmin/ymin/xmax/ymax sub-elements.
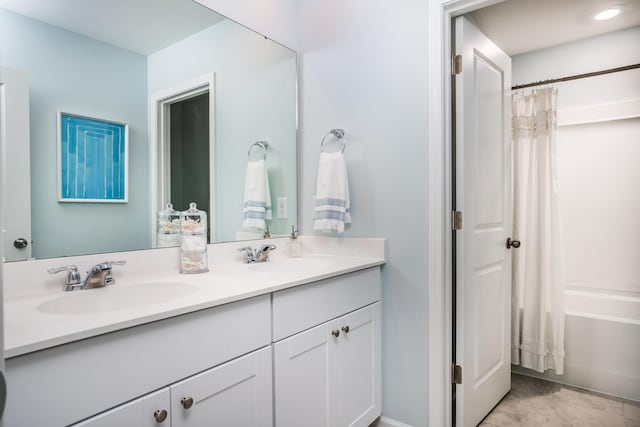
<box><xmin>181</xmin><ymin>397</ymin><xmax>194</xmax><ymax>410</ymax></box>
<box><xmin>13</xmin><ymin>238</ymin><xmax>28</xmax><ymax>249</ymax></box>
<box><xmin>153</xmin><ymin>409</ymin><xmax>168</xmax><ymax>423</ymax></box>
<box><xmin>331</xmin><ymin>329</ymin><xmax>340</xmax><ymax>337</ymax></box>
<box><xmin>341</xmin><ymin>325</ymin><xmax>350</xmax><ymax>333</ymax></box>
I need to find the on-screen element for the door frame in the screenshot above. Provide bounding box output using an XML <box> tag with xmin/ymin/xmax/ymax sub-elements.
<box><xmin>149</xmin><ymin>73</ymin><xmax>216</xmax><ymax>246</ymax></box>
<box><xmin>426</xmin><ymin>1</ymin><xmax>505</xmax><ymax>426</ymax></box>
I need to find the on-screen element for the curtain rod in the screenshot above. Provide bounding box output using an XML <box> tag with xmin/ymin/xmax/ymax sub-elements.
<box><xmin>511</xmin><ymin>63</ymin><xmax>640</xmax><ymax>90</ymax></box>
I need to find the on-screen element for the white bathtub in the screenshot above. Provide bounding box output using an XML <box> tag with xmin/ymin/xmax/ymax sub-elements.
<box><xmin>513</xmin><ymin>289</ymin><xmax>640</xmax><ymax>402</ymax></box>
<box><xmin>565</xmin><ymin>289</ymin><xmax>640</xmax><ymax>325</ymax></box>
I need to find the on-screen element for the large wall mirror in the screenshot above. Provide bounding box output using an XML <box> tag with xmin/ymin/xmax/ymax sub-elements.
<box><xmin>0</xmin><ymin>0</ymin><xmax>298</xmax><ymax>262</ymax></box>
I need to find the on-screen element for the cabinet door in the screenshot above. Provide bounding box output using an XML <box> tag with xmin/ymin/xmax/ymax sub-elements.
<box><xmin>73</xmin><ymin>388</ymin><xmax>170</xmax><ymax>427</ymax></box>
<box><xmin>171</xmin><ymin>346</ymin><xmax>272</xmax><ymax>427</ymax></box>
<box><xmin>333</xmin><ymin>302</ymin><xmax>381</xmax><ymax>427</ymax></box>
<box><xmin>273</xmin><ymin>321</ymin><xmax>335</xmax><ymax>427</ymax></box>
<box><xmin>274</xmin><ymin>302</ymin><xmax>381</xmax><ymax>427</ymax></box>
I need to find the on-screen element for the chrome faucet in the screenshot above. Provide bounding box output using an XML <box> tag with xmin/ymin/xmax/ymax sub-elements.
<box><xmin>256</xmin><ymin>244</ymin><xmax>276</xmax><ymax>262</ymax></box>
<box><xmin>238</xmin><ymin>244</ymin><xmax>277</xmax><ymax>264</ymax></box>
<box><xmin>48</xmin><ymin>260</ymin><xmax>126</xmax><ymax>291</ymax></box>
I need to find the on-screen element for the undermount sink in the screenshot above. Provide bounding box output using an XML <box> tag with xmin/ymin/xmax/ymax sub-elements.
<box><xmin>247</xmin><ymin>257</ymin><xmax>335</xmax><ymax>274</ymax></box>
<box><xmin>37</xmin><ymin>282</ymin><xmax>197</xmax><ymax>315</ymax></box>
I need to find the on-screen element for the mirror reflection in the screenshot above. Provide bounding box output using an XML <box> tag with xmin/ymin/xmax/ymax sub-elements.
<box><xmin>0</xmin><ymin>0</ymin><xmax>298</xmax><ymax>262</ymax></box>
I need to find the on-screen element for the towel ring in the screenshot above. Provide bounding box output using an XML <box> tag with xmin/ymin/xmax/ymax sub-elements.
<box><xmin>248</xmin><ymin>141</ymin><xmax>269</xmax><ymax>160</ymax></box>
<box><xmin>320</xmin><ymin>129</ymin><xmax>346</xmax><ymax>153</ymax></box>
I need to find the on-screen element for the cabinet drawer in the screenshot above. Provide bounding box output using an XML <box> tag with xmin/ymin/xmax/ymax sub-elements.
<box><xmin>272</xmin><ymin>267</ymin><xmax>381</xmax><ymax>341</ymax></box>
<box><xmin>171</xmin><ymin>346</ymin><xmax>272</xmax><ymax>427</ymax></box>
<box><xmin>5</xmin><ymin>294</ymin><xmax>271</xmax><ymax>427</ymax></box>
<box><xmin>73</xmin><ymin>388</ymin><xmax>170</xmax><ymax>427</ymax></box>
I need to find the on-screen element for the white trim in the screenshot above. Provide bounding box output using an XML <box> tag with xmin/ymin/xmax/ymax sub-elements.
<box><xmin>427</xmin><ymin>1</ymin><xmax>506</xmax><ymax>427</ymax></box>
<box><xmin>0</xmin><ymin>75</ymin><xmax>7</xmax><ymax>371</ymax></box>
<box><xmin>149</xmin><ymin>73</ymin><xmax>216</xmax><ymax>247</ymax></box>
<box><xmin>426</xmin><ymin>2</ymin><xmax>448</xmax><ymax>427</ymax></box>
<box><xmin>558</xmin><ymin>99</ymin><xmax>640</xmax><ymax>126</ymax></box>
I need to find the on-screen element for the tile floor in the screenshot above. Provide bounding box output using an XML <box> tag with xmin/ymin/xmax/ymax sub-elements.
<box><xmin>479</xmin><ymin>373</ymin><xmax>640</xmax><ymax>427</ymax></box>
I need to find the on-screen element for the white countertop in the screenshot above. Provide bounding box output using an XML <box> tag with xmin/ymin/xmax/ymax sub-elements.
<box><xmin>5</xmin><ymin>247</ymin><xmax>384</xmax><ymax>358</ymax></box>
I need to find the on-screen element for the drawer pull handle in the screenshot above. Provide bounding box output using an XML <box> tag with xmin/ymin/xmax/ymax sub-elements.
<box><xmin>181</xmin><ymin>397</ymin><xmax>194</xmax><ymax>410</ymax></box>
<box><xmin>153</xmin><ymin>409</ymin><xmax>168</xmax><ymax>423</ymax></box>
<box><xmin>331</xmin><ymin>329</ymin><xmax>340</xmax><ymax>337</ymax></box>
<box><xmin>342</xmin><ymin>325</ymin><xmax>350</xmax><ymax>333</ymax></box>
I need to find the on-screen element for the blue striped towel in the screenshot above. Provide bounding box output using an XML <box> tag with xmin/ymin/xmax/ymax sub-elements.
<box><xmin>313</xmin><ymin>151</ymin><xmax>351</xmax><ymax>233</ymax></box>
<box><xmin>243</xmin><ymin>159</ymin><xmax>272</xmax><ymax>230</ymax></box>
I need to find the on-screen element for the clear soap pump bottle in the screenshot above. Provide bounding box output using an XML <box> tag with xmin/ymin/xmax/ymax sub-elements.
<box><xmin>179</xmin><ymin>202</ymin><xmax>209</xmax><ymax>274</ymax></box>
<box><xmin>287</xmin><ymin>225</ymin><xmax>302</xmax><ymax>257</ymax></box>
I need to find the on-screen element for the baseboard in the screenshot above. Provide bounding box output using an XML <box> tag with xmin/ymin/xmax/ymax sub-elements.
<box><xmin>372</xmin><ymin>415</ymin><xmax>415</xmax><ymax>427</ymax></box>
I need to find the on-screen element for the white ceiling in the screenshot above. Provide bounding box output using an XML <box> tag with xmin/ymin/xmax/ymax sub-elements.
<box><xmin>2</xmin><ymin>0</ymin><xmax>637</xmax><ymax>58</ymax></box>
<box><xmin>469</xmin><ymin>0</ymin><xmax>640</xmax><ymax>55</ymax></box>
<box><xmin>0</xmin><ymin>0</ymin><xmax>226</xmax><ymax>55</ymax></box>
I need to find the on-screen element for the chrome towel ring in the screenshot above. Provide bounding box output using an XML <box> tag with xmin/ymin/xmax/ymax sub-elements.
<box><xmin>320</xmin><ymin>129</ymin><xmax>346</xmax><ymax>153</ymax></box>
<box><xmin>248</xmin><ymin>141</ymin><xmax>269</xmax><ymax>160</ymax></box>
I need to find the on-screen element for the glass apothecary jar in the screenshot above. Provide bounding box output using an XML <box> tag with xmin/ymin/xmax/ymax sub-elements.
<box><xmin>180</xmin><ymin>202</ymin><xmax>209</xmax><ymax>274</ymax></box>
<box><xmin>157</xmin><ymin>203</ymin><xmax>181</xmax><ymax>248</ymax></box>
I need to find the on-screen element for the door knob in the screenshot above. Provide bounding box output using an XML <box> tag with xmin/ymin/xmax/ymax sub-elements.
<box><xmin>13</xmin><ymin>238</ymin><xmax>28</xmax><ymax>249</ymax></box>
<box><xmin>506</xmin><ymin>238</ymin><xmax>521</xmax><ymax>249</ymax></box>
<box><xmin>181</xmin><ymin>397</ymin><xmax>194</xmax><ymax>409</ymax></box>
<box><xmin>331</xmin><ymin>329</ymin><xmax>340</xmax><ymax>337</ymax></box>
<box><xmin>153</xmin><ymin>409</ymin><xmax>168</xmax><ymax>422</ymax></box>
<box><xmin>341</xmin><ymin>326</ymin><xmax>350</xmax><ymax>333</ymax></box>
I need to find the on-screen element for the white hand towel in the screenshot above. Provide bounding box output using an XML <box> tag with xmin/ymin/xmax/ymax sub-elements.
<box><xmin>313</xmin><ymin>151</ymin><xmax>351</xmax><ymax>233</ymax></box>
<box><xmin>243</xmin><ymin>159</ymin><xmax>272</xmax><ymax>230</ymax></box>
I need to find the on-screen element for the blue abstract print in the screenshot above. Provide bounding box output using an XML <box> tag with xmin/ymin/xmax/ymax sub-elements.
<box><xmin>60</xmin><ymin>113</ymin><xmax>127</xmax><ymax>201</ymax></box>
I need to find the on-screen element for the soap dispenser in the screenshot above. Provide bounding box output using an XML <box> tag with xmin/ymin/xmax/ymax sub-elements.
<box><xmin>287</xmin><ymin>225</ymin><xmax>302</xmax><ymax>257</ymax></box>
<box><xmin>157</xmin><ymin>203</ymin><xmax>181</xmax><ymax>248</ymax></box>
<box><xmin>179</xmin><ymin>202</ymin><xmax>209</xmax><ymax>274</ymax></box>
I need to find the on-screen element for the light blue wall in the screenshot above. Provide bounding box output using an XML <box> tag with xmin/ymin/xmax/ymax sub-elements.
<box><xmin>0</xmin><ymin>9</ymin><xmax>149</xmax><ymax>258</ymax></box>
<box><xmin>148</xmin><ymin>19</ymin><xmax>297</xmax><ymax>242</ymax></box>
<box><xmin>196</xmin><ymin>1</ymin><xmax>430</xmax><ymax>425</ymax></box>
<box><xmin>296</xmin><ymin>4</ymin><xmax>430</xmax><ymax>424</ymax></box>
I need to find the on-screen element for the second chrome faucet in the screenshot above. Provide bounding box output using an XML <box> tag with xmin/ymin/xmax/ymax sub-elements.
<box><xmin>238</xmin><ymin>244</ymin><xmax>277</xmax><ymax>264</ymax></box>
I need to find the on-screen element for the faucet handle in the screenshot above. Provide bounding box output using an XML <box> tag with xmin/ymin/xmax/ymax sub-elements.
<box><xmin>47</xmin><ymin>265</ymin><xmax>81</xmax><ymax>286</ymax></box>
<box><xmin>238</xmin><ymin>246</ymin><xmax>256</xmax><ymax>263</ymax></box>
<box><xmin>47</xmin><ymin>264</ymin><xmax>79</xmax><ymax>274</ymax></box>
<box><xmin>102</xmin><ymin>259</ymin><xmax>127</xmax><ymax>268</ymax></box>
<box><xmin>101</xmin><ymin>261</ymin><xmax>125</xmax><ymax>285</ymax></box>
<box><xmin>106</xmin><ymin>260</ymin><xmax>126</xmax><ymax>267</ymax></box>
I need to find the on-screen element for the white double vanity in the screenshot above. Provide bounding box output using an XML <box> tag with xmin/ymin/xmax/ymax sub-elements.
<box><xmin>3</xmin><ymin>237</ymin><xmax>384</xmax><ymax>426</ymax></box>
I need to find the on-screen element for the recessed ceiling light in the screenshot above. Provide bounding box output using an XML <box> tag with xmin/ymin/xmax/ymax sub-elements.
<box><xmin>593</xmin><ymin>8</ymin><xmax>621</xmax><ymax>21</ymax></box>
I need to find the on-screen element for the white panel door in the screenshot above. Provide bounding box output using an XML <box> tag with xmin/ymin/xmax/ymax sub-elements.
<box><xmin>454</xmin><ymin>16</ymin><xmax>512</xmax><ymax>427</ymax></box>
<box><xmin>273</xmin><ymin>321</ymin><xmax>332</xmax><ymax>427</ymax></box>
<box><xmin>333</xmin><ymin>302</ymin><xmax>381</xmax><ymax>427</ymax></box>
<box><xmin>171</xmin><ymin>347</ymin><xmax>272</xmax><ymax>427</ymax></box>
<box><xmin>0</xmin><ymin>67</ymin><xmax>32</xmax><ymax>261</ymax></box>
<box><xmin>73</xmin><ymin>388</ymin><xmax>170</xmax><ymax>427</ymax></box>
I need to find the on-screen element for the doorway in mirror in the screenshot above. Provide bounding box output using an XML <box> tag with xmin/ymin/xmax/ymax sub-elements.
<box><xmin>170</xmin><ymin>92</ymin><xmax>212</xmax><ymax>242</ymax></box>
<box><xmin>151</xmin><ymin>73</ymin><xmax>216</xmax><ymax>247</ymax></box>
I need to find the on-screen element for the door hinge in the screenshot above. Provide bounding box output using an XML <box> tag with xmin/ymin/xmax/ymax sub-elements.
<box><xmin>452</xmin><ymin>211</ymin><xmax>463</xmax><ymax>231</ymax></box>
<box><xmin>452</xmin><ymin>54</ymin><xmax>462</xmax><ymax>75</ymax></box>
<box><xmin>452</xmin><ymin>364</ymin><xmax>462</xmax><ymax>384</ymax></box>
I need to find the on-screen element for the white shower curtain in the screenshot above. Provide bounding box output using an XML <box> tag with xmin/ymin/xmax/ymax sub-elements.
<box><xmin>511</xmin><ymin>87</ymin><xmax>565</xmax><ymax>374</ymax></box>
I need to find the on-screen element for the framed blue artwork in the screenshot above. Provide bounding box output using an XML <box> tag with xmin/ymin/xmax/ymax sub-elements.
<box><xmin>57</xmin><ymin>112</ymin><xmax>128</xmax><ymax>203</ymax></box>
